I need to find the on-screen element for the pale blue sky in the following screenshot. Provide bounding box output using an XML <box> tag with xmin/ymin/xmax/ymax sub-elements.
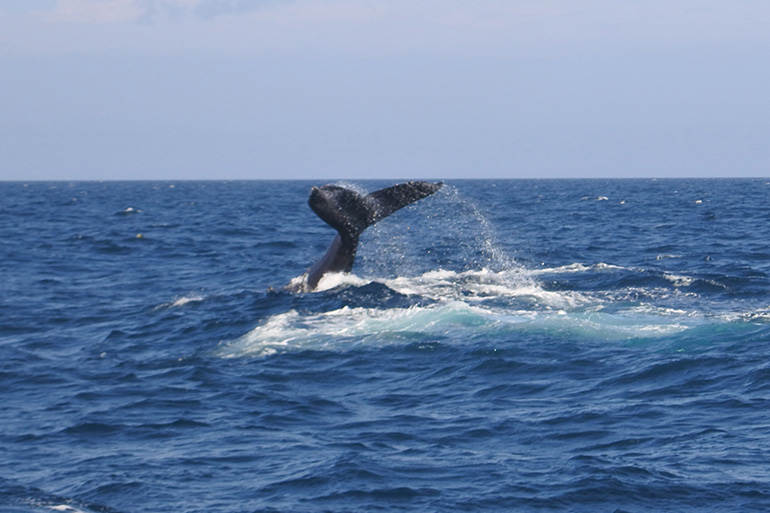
<box><xmin>1</xmin><ymin>0</ymin><xmax>769</xmax><ymax>180</ymax></box>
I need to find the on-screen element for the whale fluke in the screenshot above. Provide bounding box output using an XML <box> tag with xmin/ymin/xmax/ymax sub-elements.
<box><xmin>291</xmin><ymin>181</ymin><xmax>443</xmax><ymax>291</ymax></box>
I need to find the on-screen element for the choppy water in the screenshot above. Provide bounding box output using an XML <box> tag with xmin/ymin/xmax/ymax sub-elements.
<box><xmin>3</xmin><ymin>179</ymin><xmax>770</xmax><ymax>512</ymax></box>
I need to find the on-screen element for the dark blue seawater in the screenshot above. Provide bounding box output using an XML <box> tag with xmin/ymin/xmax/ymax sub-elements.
<box><xmin>3</xmin><ymin>179</ymin><xmax>770</xmax><ymax>513</ymax></box>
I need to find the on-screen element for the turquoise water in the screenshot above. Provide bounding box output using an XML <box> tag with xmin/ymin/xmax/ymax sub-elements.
<box><xmin>2</xmin><ymin>179</ymin><xmax>770</xmax><ymax>512</ymax></box>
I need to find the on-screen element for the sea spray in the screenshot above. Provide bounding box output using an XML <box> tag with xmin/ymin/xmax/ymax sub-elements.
<box><xmin>359</xmin><ymin>183</ymin><xmax>520</xmax><ymax>278</ymax></box>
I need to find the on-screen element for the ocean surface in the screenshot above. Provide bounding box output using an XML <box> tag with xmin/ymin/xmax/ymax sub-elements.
<box><xmin>2</xmin><ymin>179</ymin><xmax>770</xmax><ymax>513</ymax></box>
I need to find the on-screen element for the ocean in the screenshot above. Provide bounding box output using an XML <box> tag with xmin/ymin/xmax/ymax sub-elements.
<box><xmin>2</xmin><ymin>179</ymin><xmax>770</xmax><ymax>513</ymax></box>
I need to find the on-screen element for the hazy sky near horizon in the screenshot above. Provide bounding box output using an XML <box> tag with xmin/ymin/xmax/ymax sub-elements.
<box><xmin>2</xmin><ymin>0</ymin><xmax>769</xmax><ymax>180</ymax></box>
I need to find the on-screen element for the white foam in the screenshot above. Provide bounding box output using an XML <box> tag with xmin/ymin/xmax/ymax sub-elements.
<box><xmin>174</xmin><ymin>296</ymin><xmax>202</xmax><ymax>307</ymax></box>
<box><xmin>156</xmin><ymin>293</ymin><xmax>205</xmax><ymax>310</ymax></box>
<box><xmin>737</xmin><ymin>309</ymin><xmax>770</xmax><ymax>323</ymax></box>
<box><xmin>533</xmin><ymin>262</ymin><xmax>628</xmax><ymax>274</ymax></box>
<box><xmin>379</xmin><ymin>268</ymin><xmax>588</xmax><ymax>309</ymax></box>
<box><xmin>286</xmin><ymin>273</ymin><xmax>309</xmax><ymax>292</ymax></box>
<box><xmin>663</xmin><ymin>273</ymin><xmax>696</xmax><ymax>287</ymax></box>
<box><xmin>221</xmin><ymin>265</ymin><xmax>718</xmax><ymax>357</ymax></box>
<box><xmin>218</xmin><ymin>302</ymin><xmax>492</xmax><ymax>358</ymax></box>
<box><xmin>285</xmin><ymin>271</ymin><xmax>373</xmax><ymax>293</ymax></box>
<box><xmin>315</xmin><ymin>272</ymin><xmax>371</xmax><ymax>291</ymax></box>
<box><xmin>49</xmin><ymin>505</ymin><xmax>87</xmax><ymax>513</ymax></box>
<box><xmin>385</xmin><ymin>268</ymin><xmax>523</xmax><ymax>296</ymax></box>
<box><xmin>219</xmin><ymin>295</ymin><xmax>706</xmax><ymax>358</ymax></box>
<box><xmin>223</xmin><ymin>242</ymin><xmax>770</xmax><ymax>357</ymax></box>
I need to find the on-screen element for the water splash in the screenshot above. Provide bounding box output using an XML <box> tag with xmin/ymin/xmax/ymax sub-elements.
<box><xmin>218</xmin><ymin>267</ymin><xmax>714</xmax><ymax>358</ymax></box>
<box><xmin>357</xmin><ymin>184</ymin><xmax>519</xmax><ymax>279</ymax></box>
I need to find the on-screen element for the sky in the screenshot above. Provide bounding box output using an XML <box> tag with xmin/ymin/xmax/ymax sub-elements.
<box><xmin>1</xmin><ymin>0</ymin><xmax>769</xmax><ymax>180</ymax></box>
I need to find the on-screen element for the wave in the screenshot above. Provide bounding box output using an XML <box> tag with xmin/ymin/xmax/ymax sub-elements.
<box><xmin>157</xmin><ymin>293</ymin><xmax>206</xmax><ymax>309</ymax></box>
<box><xmin>219</xmin><ymin>264</ymin><xmax>770</xmax><ymax>358</ymax></box>
<box><xmin>218</xmin><ymin>302</ymin><xmax>705</xmax><ymax>359</ymax></box>
<box><xmin>314</xmin><ymin>268</ymin><xmax>584</xmax><ymax>307</ymax></box>
<box><xmin>0</xmin><ymin>481</ymin><xmax>101</xmax><ymax>513</ymax></box>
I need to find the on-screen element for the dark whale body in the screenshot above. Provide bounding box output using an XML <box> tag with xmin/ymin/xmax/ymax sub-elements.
<box><xmin>291</xmin><ymin>181</ymin><xmax>443</xmax><ymax>291</ymax></box>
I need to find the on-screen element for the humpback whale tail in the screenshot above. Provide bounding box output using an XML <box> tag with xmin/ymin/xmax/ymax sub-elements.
<box><xmin>296</xmin><ymin>181</ymin><xmax>443</xmax><ymax>291</ymax></box>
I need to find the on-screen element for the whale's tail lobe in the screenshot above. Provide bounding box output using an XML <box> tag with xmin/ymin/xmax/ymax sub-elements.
<box><xmin>301</xmin><ymin>181</ymin><xmax>443</xmax><ymax>290</ymax></box>
<box><xmin>368</xmin><ymin>181</ymin><xmax>445</xmax><ymax>223</ymax></box>
<box><xmin>309</xmin><ymin>181</ymin><xmax>443</xmax><ymax>242</ymax></box>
